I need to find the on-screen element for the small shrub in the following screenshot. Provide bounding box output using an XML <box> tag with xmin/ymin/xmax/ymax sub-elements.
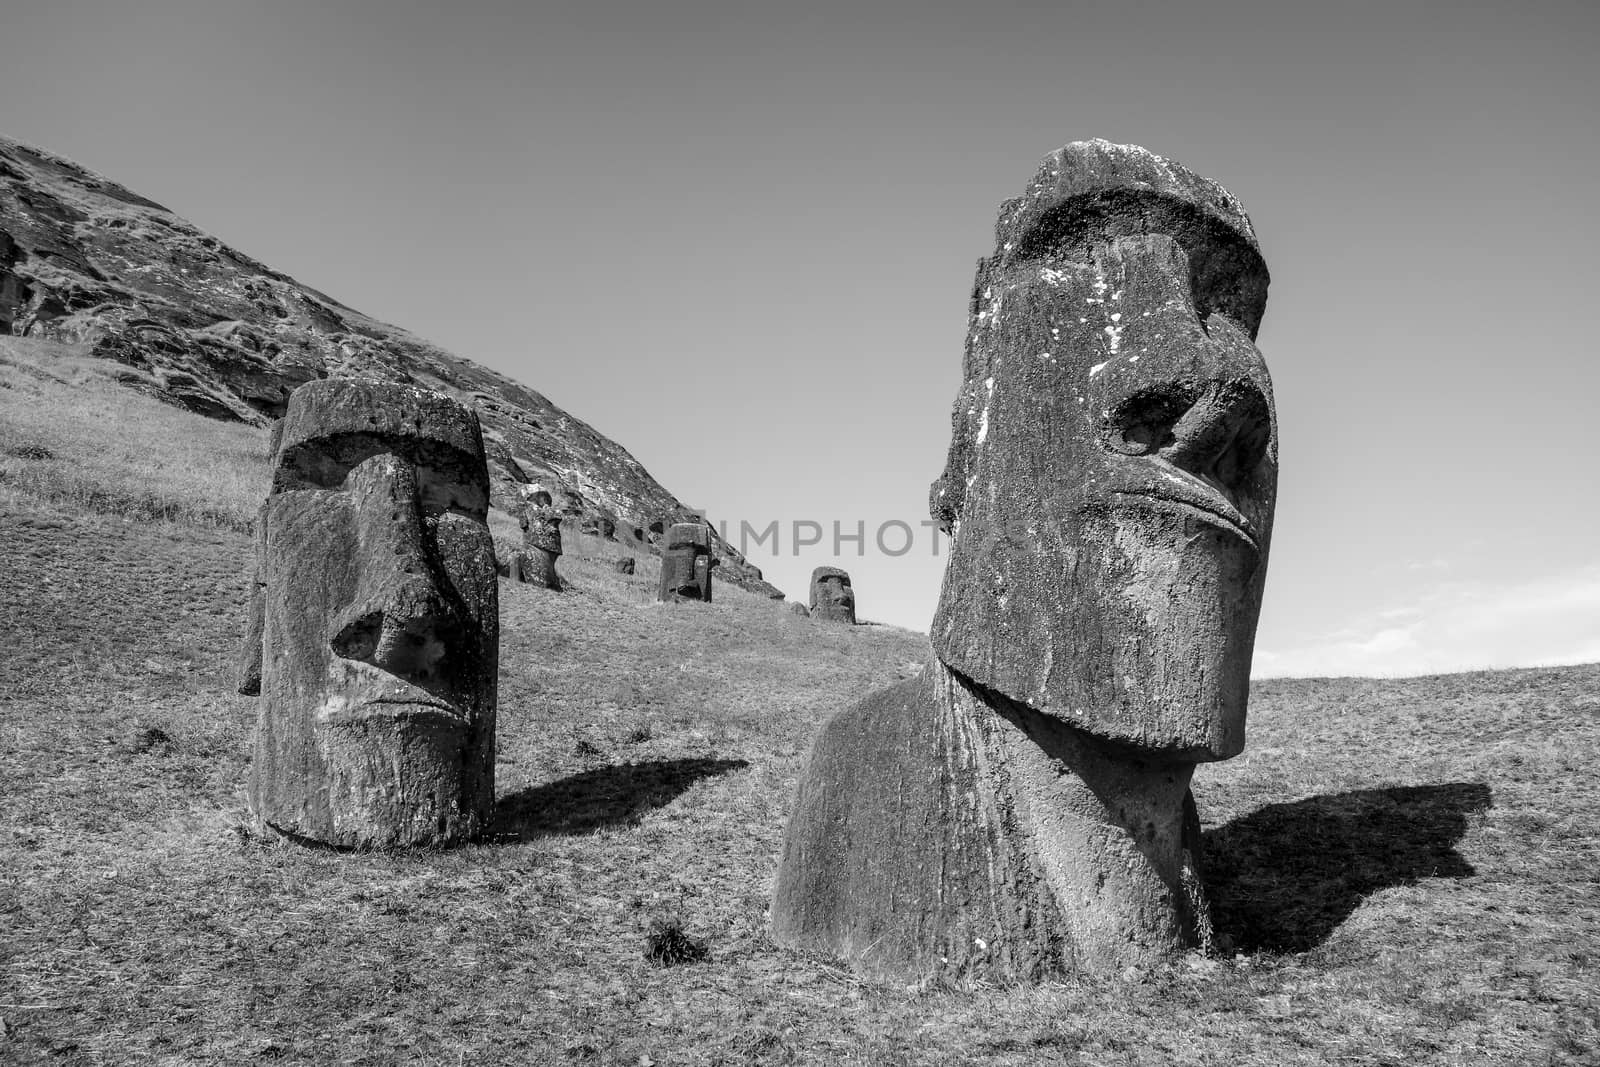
<box><xmin>643</xmin><ymin>916</ymin><xmax>708</xmax><ymax>966</ymax></box>
<box><xmin>125</xmin><ymin>726</ymin><xmax>173</xmax><ymax>753</ymax></box>
<box><xmin>624</xmin><ymin>725</ymin><xmax>652</xmax><ymax>745</ymax></box>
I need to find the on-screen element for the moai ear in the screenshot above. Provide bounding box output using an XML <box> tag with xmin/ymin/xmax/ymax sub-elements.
<box><xmin>236</xmin><ymin>578</ymin><xmax>264</xmax><ymax>696</ymax></box>
<box><xmin>928</xmin><ymin>256</ymin><xmax>999</xmax><ymax>535</ymax></box>
<box><xmin>236</xmin><ymin>506</ymin><xmax>268</xmax><ymax>696</ymax></box>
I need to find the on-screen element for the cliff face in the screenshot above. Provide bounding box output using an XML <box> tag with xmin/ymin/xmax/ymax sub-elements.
<box><xmin>0</xmin><ymin>136</ymin><xmax>779</xmax><ymax>595</ymax></box>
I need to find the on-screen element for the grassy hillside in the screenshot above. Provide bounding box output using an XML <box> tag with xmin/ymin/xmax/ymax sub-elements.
<box><xmin>1</xmin><ymin>348</ymin><xmax>1597</xmax><ymax>1065</ymax></box>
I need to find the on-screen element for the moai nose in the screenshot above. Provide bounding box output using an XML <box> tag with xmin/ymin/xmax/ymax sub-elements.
<box><xmin>1158</xmin><ymin>379</ymin><xmax>1272</xmax><ymax>503</ymax></box>
<box><xmin>1107</xmin><ymin>378</ymin><xmax>1272</xmax><ymax>507</ymax></box>
<box><xmin>330</xmin><ymin>454</ymin><xmax>457</xmax><ymax>693</ymax></box>
<box><xmin>1094</xmin><ymin>234</ymin><xmax>1274</xmax><ymax>513</ymax></box>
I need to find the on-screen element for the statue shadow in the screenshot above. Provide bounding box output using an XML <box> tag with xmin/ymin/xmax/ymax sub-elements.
<box><xmin>1203</xmin><ymin>782</ymin><xmax>1492</xmax><ymax>953</ymax></box>
<box><xmin>493</xmin><ymin>758</ymin><xmax>749</xmax><ymax>840</ymax></box>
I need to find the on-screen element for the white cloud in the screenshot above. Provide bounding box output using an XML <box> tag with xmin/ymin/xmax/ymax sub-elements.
<box><xmin>1253</xmin><ymin>564</ymin><xmax>1600</xmax><ymax>678</ymax></box>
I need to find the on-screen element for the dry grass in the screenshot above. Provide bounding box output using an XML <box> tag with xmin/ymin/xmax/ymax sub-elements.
<box><xmin>1</xmin><ymin>375</ymin><xmax>1597</xmax><ymax>1065</ymax></box>
<box><xmin>0</xmin><ymin>336</ymin><xmax>264</xmax><ymax>531</ymax></box>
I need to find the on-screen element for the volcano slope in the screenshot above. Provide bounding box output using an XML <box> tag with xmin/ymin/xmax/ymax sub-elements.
<box><xmin>2</xmin><ymin>337</ymin><xmax>1598</xmax><ymax>1066</ymax></box>
<box><xmin>0</xmin><ymin>134</ymin><xmax>778</xmax><ymax>594</ymax></box>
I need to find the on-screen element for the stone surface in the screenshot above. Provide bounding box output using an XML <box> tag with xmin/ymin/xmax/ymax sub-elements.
<box><xmin>237</xmin><ymin>378</ymin><xmax>499</xmax><ymax>848</ymax></box>
<box><xmin>657</xmin><ymin>522</ymin><xmax>713</xmax><ymax>603</ymax></box>
<box><xmin>615</xmin><ymin>557</ymin><xmax>636</xmax><ymax>575</ymax></box>
<box><xmin>512</xmin><ymin>486</ymin><xmax>563</xmax><ymax>590</ymax></box>
<box><xmin>774</xmin><ymin>140</ymin><xmax>1276</xmax><ymax>981</ymax></box>
<box><xmin>808</xmin><ymin>566</ymin><xmax>856</xmax><ymax>625</ymax></box>
<box><xmin>773</xmin><ymin>661</ymin><xmax>1210</xmax><ymax>981</ymax></box>
<box><xmin>789</xmin><ymin>602</ymin><xmax>809</xmax><ymax>618</ymax></box>
<box><xmin>0</xmin><ymin>134</ymin><xmax>783</xmax><ymax>599</ymax></box>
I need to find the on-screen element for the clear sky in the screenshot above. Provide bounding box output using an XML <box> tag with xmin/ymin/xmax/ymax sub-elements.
<box><xmin>2</xmin><ymin>0</ymin><xmax>1595</xmax><ymax>677</ymax></box>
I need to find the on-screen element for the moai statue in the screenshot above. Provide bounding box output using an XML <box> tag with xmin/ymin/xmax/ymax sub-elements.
<box><xmin>512</xmin><ymin>486</ymin><xmax>563</xmax><ymax>589</ymax></box>
<box><xmin>237</xmin><ymin>379</ymin><xmax>499</xmax><ymax>848</ymax></box>
<box><xmin>789</xmin><ymin>603</ymin><xmax>810</xmax><ymax>618</ymax></box>
<box><xmin>615</xmin><ymin>557</ymin><xmax>636</xmax><ymax>575</ymax></box>
<box><xmin>808</xmin><ymin>567</ymin><xmax>857</xmax><ymax>624</ymax></box>
<box><xmin>772</xmin><ymin>141</ymin><xmax>1277</xmax><ymax>981</ymax></box>
<box><xmin>657</xmin><ymin>522</ymin><xmax>713</xmax><ymax>603</ymax></box>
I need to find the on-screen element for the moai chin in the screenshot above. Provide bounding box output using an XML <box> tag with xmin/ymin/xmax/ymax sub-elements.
<box><xmin>237</xmin><ymin>378</ymin><xmax>499</xmax><ymax>849</ymax></box>
<box><xmin>657</xmin><ymin>522</ymin><xmax>713</xmax><ymax>603</ymax></box>
<box><xmin>772</xmin><ymin>140</ymin><xmax>1278</xmax><ymax>981</ymax></box>
<box><xmin>513</xmin><ymin>486</ymin><xmax>563</xmax><ymax>589</ymax></box>
<box><xmin>808</xmin><ymin>567</ymin><xmax>856</xmax><ymax>624</ymax></box>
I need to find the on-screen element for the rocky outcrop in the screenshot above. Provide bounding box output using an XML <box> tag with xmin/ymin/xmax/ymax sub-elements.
<box><xmin>0</xmin><ymin>135</ymin><xmax>779</xmax><ymax>595</ymax></box>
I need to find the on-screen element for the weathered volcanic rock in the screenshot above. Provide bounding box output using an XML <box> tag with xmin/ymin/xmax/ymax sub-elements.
<box><xmin>927</xmin><ymin>139</ymin><xmax>1275</xmax><ymax>753</ymax></box>
<box><xmin>237</xmin><ymin>378</ymin><xmax>498</xmax><ymax>849</ymax></box>
<box><xmin>808</xmin><ymin>566</ymin><xmax>856</xmax><ymax>624</ymax></box>
<box><xmin>0</xmin><ymin>135</ymin><xmax>781</xmax><ymax>597</ymax></box>
<box><xmin>657</xmin><ymin>522</ymin><xmax>712</xmax><ymax>603</ymax></box>
<box><xmin>511</xmin><ymin>487</ymin><xmax>563</xmax><ymax>590</ymax></box>
<box><xmin>774</xmin><ymin>140</ymin><xmax>1278</xmax><ymax>981</ymax></box>
<box><xmin>773</xmin><ymin>660</ymin><xmax>1209</xmax><ymax>980</ymax></box>
<box><xmin>614</xmin><ymin>557</ymin><xmax>635</xmax><ymax>575</ymax></box>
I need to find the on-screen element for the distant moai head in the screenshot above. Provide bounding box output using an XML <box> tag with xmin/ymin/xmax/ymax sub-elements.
<box><xmin>929</xmin><ymin>141</ymin><xmax>1277</xmax><ymax>760</ymax></box>
<box><xmin>238</xmin><ymin>378</ymin><xmax>498</xmax><ymax>847</ymax></box>
<box><xmin>809</xmin><ymin>567</ymin><xmax>857</xmax><ymax>624</ymax></box>
<box><xmin>657</xmin><ymin>522</ymin><xmax>713</xmax><ymax>602</ymax></box>
<box><xmin>519</xmin><ymin>485</ymin><xmax>563</xmax><ymax>558</ymax></box>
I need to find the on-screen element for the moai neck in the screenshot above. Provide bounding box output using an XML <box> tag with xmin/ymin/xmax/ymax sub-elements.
<box><xmin>935</xmin><ymin>659</ymin><xmax>1212</xmax><ymax>971</ymax></box>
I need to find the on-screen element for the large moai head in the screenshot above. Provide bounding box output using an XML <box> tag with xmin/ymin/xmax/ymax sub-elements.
<box><xmin>809</xmin><ymin>566</ymin><xmax>857</xmax><ymax>625</ymax></box>
<box><xmin>239</xmin><ymin>378</ymin><xmax>499</xmax><ymax>847</ymax></box>
<box><xmin>929</xmin><ymin>141</ymin><xmax>1277</xmax><ymax>761</ymax></box>
<box><xmin>657</xmin><ymin>522</ymin><xmax>713</xmax><ymax>603</ymax></box>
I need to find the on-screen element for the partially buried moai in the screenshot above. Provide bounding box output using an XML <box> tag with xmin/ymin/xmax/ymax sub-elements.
<box><xmin>772</xmin><ymin>141</ymin><xmax>1278</xmax><ymax>980</ymax></box>
<box><xmin>237</xmin><ymin>378</ymin><xmax>499</xmax><ymax>849</ymax></box>
<box><xmin>510</xmin><ymin>486</ymin><xmax>563</xmax><ymax>589</ymax></box>
<box><xmin>657</xmin><ymin>522</ymin><xmax>713</xmax><ymax>603</ymax></box>
<box><xmin>808</xmin><ymin>567</ymin><xmax>856</xmax><ymax>624</ymax></box>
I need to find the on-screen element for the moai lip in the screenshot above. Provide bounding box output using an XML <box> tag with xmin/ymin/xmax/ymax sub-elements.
<box><xmin>808</xmin><ymin>567</ymin><xmax>857</xmax><ymax>625</ymax></box>
<box><xmin>774</xmin><ymin>140</ymin><xmax>1277</xmax><ymax>982</ymax></box>
<box><xmin>657</xmin><ymin>522</ymin><xmax>713</xmax><ymax>603</ymax></box>
<box><xmin>237</xmin><ymin>378</ymin><xmax>498</xmax><ymax>849</ymax></box>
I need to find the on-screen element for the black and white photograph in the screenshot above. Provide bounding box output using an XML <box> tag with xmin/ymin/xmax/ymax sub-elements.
<box><xmin>1</xmin><ymin>1</ymin><xmax>1595</xmax><ymax>1063</ymax></box>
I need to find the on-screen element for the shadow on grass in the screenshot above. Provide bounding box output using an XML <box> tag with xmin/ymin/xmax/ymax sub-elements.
<box><xmin>493</xmin><ymin>758</ymin><xmax>749</xmax><ymax>840</ymax></box>
<box><xmin>1204</xmin><ymin>782</ymin><xmax>1492</xmax><ymax>953</ymax></box>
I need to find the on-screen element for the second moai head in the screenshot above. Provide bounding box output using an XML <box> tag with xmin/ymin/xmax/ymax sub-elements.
<box><xmin>809</xmin><ymin>567</ymin><xmax>856</xmax><ymax>624</ymax></box>
<box><xmin>928</xmin><ymin>139</ymin><xmax>1278</xmax><ymax>761</ymax></box>
<box><xmin>237</xmin><ymin>378</ymin><xmax>499</xmax><ymax>848</ymax></box>
<box><xmin>657</xmin><ymin>522</ymin><xmax>713</xmax><ymax>603</ymax></box>
<box><xmin>514</xmin><ymin>486</ymin><xmax>563</xmax><ymax>589</ymax></box>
